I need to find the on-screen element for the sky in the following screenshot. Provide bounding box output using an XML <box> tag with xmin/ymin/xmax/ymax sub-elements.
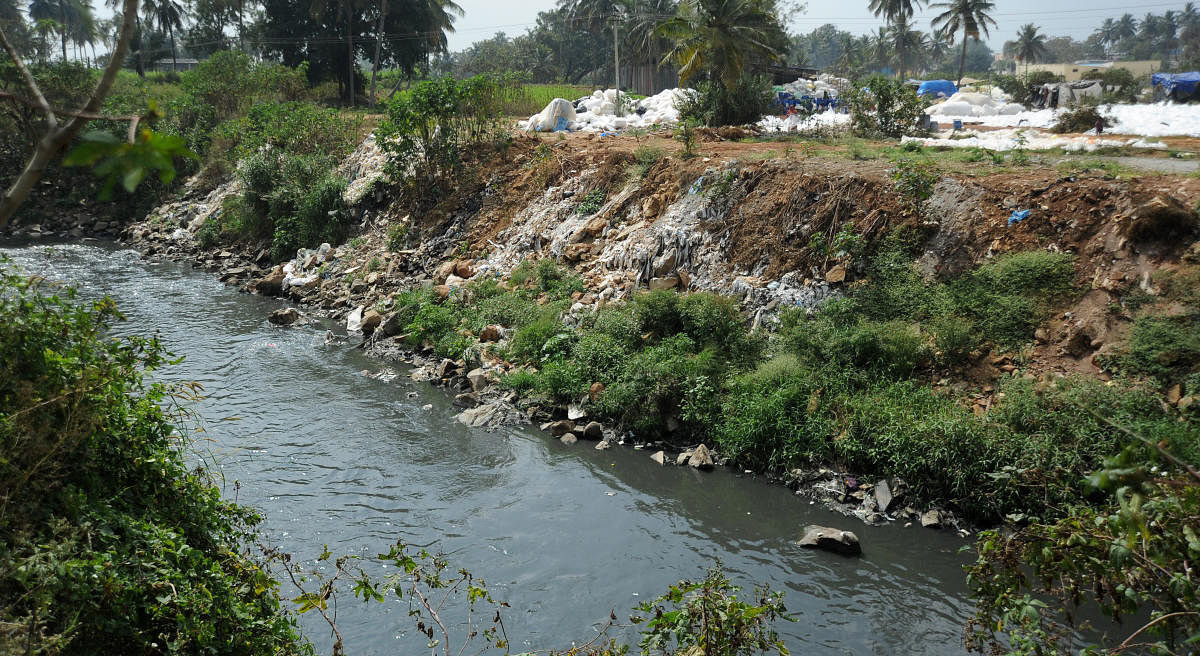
<box><xmin>443</xmin><ymin>0</ymin><xmax>1198</xmax><ymax>53</ymax></box>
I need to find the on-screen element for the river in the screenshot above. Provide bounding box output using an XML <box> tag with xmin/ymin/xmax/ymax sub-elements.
<box><xmin>1</xmin><ymin>240</ymin><xmax>975</xmax><ymax>655</ymax></box>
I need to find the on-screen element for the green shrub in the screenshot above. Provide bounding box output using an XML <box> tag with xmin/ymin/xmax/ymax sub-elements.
<box><xmin>406</xmin><ymin>303</ymin><xmax>456</xmax><ymax>346</ymax></box>
<box><xmin>1050</xmin><ymin>104</ymin><xmax>1113</xmax><ymax>134</ymax></box>
<box><xmin>676</xmin><ymin>75</ymin><xmax>775</xmax><ymax>127</ymax></box>
<box><xmin>0</xmin><ymin>265</ymin><xmax>307</xmax><ymax>654</ymax></box>
<box><xmin>594</xmin><ymin>336</ymin><xmax>722</xmax><ymax>437</ymax></box>
<box><xmin>846</xmin><ymin>76</ymin><xmax>928</xmax><ymax>138</ymax></box>
<box><xmin>537</xmin><ymin>359</ymin><xmax>589</xmax><ymax>403</ymax></box>
<box><xmin>510</xmin><ymin>316</ymin><xmax>566</xmax><ymax>364</ymax></box>
<box><xmin>576</xmin><ymin>189</ymin><xmax>605</xmax><ymax>215</ymax></box>
<box><xmin>210</xmin><ymin>101</ymin><xmax>356</xmax><ymax>164</ymax></box>
<box><xmin>1119</xmin><ymin>316</ymin><xmax>1200</xmax><ymax>385</ymax></box>
<box><xmin>573</xmin><ymin>332</ymin><xmax>632</xmax><ymax>384</ymax></box>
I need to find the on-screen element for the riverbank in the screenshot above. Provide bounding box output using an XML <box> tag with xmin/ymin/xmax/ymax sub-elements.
<box><xmin>93</xmin><ymin>127</ymin><xmax>1199</xmax><ymax>530</ymax></box>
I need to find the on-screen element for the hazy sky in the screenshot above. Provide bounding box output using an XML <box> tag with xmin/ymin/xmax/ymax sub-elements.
<box><xmin>444</xmin><ymin>0</ymin><xmax>1195</xmax><ymax>52</ymax></box>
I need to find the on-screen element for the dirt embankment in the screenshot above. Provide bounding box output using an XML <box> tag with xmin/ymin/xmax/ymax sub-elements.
<box><xmin>124</xmin><ymin>131</ymin><xmax>1200</xmax><ymax>385</ymax></box>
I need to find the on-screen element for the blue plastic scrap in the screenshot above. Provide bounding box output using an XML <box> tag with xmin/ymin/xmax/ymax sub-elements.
<box><xmin>1008</xmin><ymin>209</ymin><xmax>1031</xmax><ymax>226</ymax></box>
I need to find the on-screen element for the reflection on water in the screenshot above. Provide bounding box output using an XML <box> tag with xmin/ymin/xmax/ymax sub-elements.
<box><xmin>2</xmin><ymin>241</ymin><xmax>975</xmax><ymax>655</ymax></box>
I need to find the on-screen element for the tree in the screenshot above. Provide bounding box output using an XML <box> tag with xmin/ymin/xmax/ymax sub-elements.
<box><xmin>654</xmin><ymin>0</ymin><xmax>787</xmax><ymax>90</ymax></box>
<box><xmin>929</xmin><ymin>0</ymin><xmax>994</xmax><ymax>87</ymax></box>
<box><xmin>1094</xmin><ymin>17</ymin><xmax>1117</xmax><ymax>55</ymax></box>
<box><xmin>868</xmin><ymin>0</ymin><xmax>922</xmax><ymax>79</ymax></box>
<box><xmin>147</xmin><ymin>0</ymin><xmax>184</xmax><ymax>71</ymax></box>
<box><xmin>0</xmin><ymin>0</ymin><xmax>139</xmax><ymax>228</ymax></box>
<box><xmin>1013</xmin><ymin>23</ymin><xmax>1045</xmax><ymax>75</ymax></box>
<box><xmin>257</xmin><ymin>0</ymin><xmax>460</xmax><ymax>104</ymax></box>
<box><xmin>1115</xmin><ymin>12</ymin><xmax>1136</xmax><ymax>43</ymax></box>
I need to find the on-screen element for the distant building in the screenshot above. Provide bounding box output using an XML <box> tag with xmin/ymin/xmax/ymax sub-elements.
<box><xmin>1022</xmin><ymin>60</ymin><xmax>1162</xmax><ymax>81</ymax></box>
<box><xmin>151</xmin><ymin>57</ymin><xmax>201</xmax><ymax>72</ymax></box>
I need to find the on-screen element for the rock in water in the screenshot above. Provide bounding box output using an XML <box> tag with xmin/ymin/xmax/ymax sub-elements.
<box><xmin>582</xmin><ymin>421</ymin><xmax>603</xmax><ymax>440</ymax></box>
<box><xmin>797</xmin><ymin>525</ymin><xmax>862</xmax><ymax>556</ymax></box>
<box><xmin>687</xmin><ymin>444</ymin><xmax>714</xmax><ymax>469</ymax></box>
<box><xmin>466</xmin><ymin>367</ymin><xmax>488</xmax><ymax>392</ymax></box>
<box><xmin>268</xmin><ymin>307</ymin><xmax>299</xmax><ymax>325</ymax></box>
<box><xmin>360</xmin><ymin>309</ymin><xmax>382</xmax><ymax>336</ymax></box>
<box><xmin>548</xmin><ymin>420</ymin><xmax>575</xmax><ymax>436</ymax></box>
<box><xmin>920</xmin><ymin>510</ymin><xmax>943</xmax><ymax>528</ymax></box>
<box><xmin>650</xmin><ymin>450</ymin><xmax>666</xmax><ymax>465</ymax></box>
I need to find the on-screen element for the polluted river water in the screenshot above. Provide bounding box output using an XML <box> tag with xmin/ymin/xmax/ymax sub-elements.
<box><xmin>1</xmin><ymin>241</ymin><xmax>976</xmax><ymax>655</ymax></box>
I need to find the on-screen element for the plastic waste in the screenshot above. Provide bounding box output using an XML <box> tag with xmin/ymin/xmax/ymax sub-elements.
<box><xmin>1008</xmin><ymin>209</ymin><xmax>1031</xmax><ymax>225</ymax></box>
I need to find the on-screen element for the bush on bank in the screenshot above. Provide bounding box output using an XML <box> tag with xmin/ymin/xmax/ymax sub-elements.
<box><xmin>386</xmin><ymin>248</ymin><xmax>1191</xmax><ymax>523</ymax></box>
<box><xmin>0</xmin><ymin>262</ymin><xmax>309</xmax><ymax>655</ymax></box>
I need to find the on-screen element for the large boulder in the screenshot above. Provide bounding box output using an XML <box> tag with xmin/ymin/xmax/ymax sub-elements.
<box><xmin>797</xmin><ymin>525</ymin><xmax>862</xmax><ymax>556</ymax></box>
<box><xmin>251</xmin><ymin>267</ymin><xmax>286</xmax><ymax>296</ymax></box>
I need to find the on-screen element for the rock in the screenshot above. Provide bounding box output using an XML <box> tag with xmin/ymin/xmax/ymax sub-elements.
<box><xmin>650</xmin><ymin>450</ymin><xmax>666</xmax><ymax>465</ymax></box>
<box><xmin>652</xmin><ymin>248</ymin><xmax>678</xmax><ymax>276</ymax></box>
<box><xmin>268</xmin><ymin>307</ymin><xmax>300</xmax><ymax>325</ymax></box>
<box><xmin>453</xmin><ymin>392</ymin><xmax>478</xmax><ymax>408</ymax></box>
<box><xmin>360</xmin><ymin>309</ymin><xmax>382</xmax><ymax>335</ymax></box>
<box><xmin>1179</xmin><ymin>395</ymin><xmax>1196</xmax><ymax>413</ymax></box>
<box><xmin>445</xmin><ymin>274</ymin><xmax>467</xmax><ymax>288</ymax></box>
<box><xmin>251</xmin><ymin>267</ymin><xmax>286</xmax><ymax>296</ymax></box>
<box><xmin>433</xmin><ymin>284</ymin><xmax>451</xmax><ymax>301</ymax></box>
<box><xmin>1167</xmin><ymin>384</ymin><xmax>1183</xmax><ymax>405</ymax></box>
<box><xmin>874</xmin><ymin>479</ymin><xmax>895</xmax><ymax>513</ymax></box>
<box><xmin>466</xmin><ymin>367</ymin><xmax>488</xmax><ymax>391</ymax></box>
<box><xmin>648</xmin><ymin>275</ymin><xmax>679</xmax><ymax>291</ymax></box>
<box><xmin>824</xmin><ymin>264</ymin><xmax>847</xmax><ymax>283</ymax></box>
<box><xmin>435</xmin><ymin>358</ymin><xmax>457</xmax><ymax>378</ymax></box>
<box><xmin>376</xmin><ymin>311</ymin><xmax>404</xmax><ymax>338</ymax></box>
<box><xmin>435</xmin><ymin>261</ymin><xmax>456</xmax><ymax>282</ymax></box>
<box><xmin>457</xmin><ymin>403</ymin><xmax>500</xmax><ymax>427</ymax></box>
<box><xmin>582</xmin><ymin>421</ymin><xmax>603</xmax><ymax>440</ymax></box>
<box><xmin>480</xmin><ymin>325</ymin><xmax>502</xmax><ymax>342</ymax></box>
<box><xmin>676</xmin><ymin>451</ymin><xmax>691</xmax><ymax>466</ymax></box>
<box><xmin>797</xmin><ymin>525</ymin><xmax>862</xmax><ymax>556</ymax></box>
<box><xmin>346</xmin><ymin>306</ymin><xmax>365</xmax><ymax>332</ymax></box>
<box><xmin>920</xmin><ymin>510</ymin><xmax>943</xmax><ymax>528</ymax></box>
<box><xmin>589</xmin><ymin>382</ymin><xmax>605</xmax><ymax>402</ymax></box>
<box><xmin>548</xmin><ymin>420</ymin><xmax>575</xmax><ymax>436</ymax></box>
<box><xmin>453</xmin><ymin>260</ymin><xmax>474</xmax><ymax>279</ymax></box>
<box><xmin>595</xmin><ymin>440</ymin><xmax>611</xmax><ymax>451</ymax></box>
<box><xmin>687</xmin><ymin>444</ymin><xmax>714</xmax><ymax>469</ymax></box>
<box><xmin>560</xmin><ymin>433</ymin><xmax>578</xmax><ymax>445</ymax></box>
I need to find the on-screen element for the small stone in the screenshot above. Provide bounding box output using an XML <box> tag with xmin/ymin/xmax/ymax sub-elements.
<box><xmin>453</xmin><ymin>392</ymin><xmax>478</xmax><ymax>408</ymax></box>
<box><xmin>480</xmin><ymin>325</ymin><xmax>502</xmax><ymax>342</ymax></box>
<box><xmin>797</xmin><ymin>525</ymin><xmax>862</xmax><ymax>556</ymax></box>
<box><xmin>466</xmin><ymin>367</ymin><xmax>488</xmax><ymax>391</ymax></box>
<box><xmin>1167</xmin><ymin>384</ymin><xmax>1183</xmax><ymax>405</ymax></box>
<box><xmin>676</xmin><ymin>451</ymin><xmax>691</xmax><ymax>466</ymax></box>
<box><xmin>268</xmin><ymin>307</ymin><xmax>300</xmax><ymax>325</ymax></box>
<box><xmin>650</xmin><ymin>450</ymin><xmax>666</xmax><ymax>465</ymax></box>
<box><xmin>824</xmin><ymin>264</ymin><xmax>847</xmax><ymax>283</ymax></box>
<box><xmin>594</xmin><ymin>440</ymin><xmax>611</xmax><ymax>451</ymax></box>
<box><xmin>360</xmin><ymin>309</ymin><xmax>382</xmax><ymax>335</ymax></box>
<box><xmin>560</xmin><ymin>433</ymin><xmax>578</xmax><ymax>445</ymax></box>
<box><xmin>582</xmin><ymin>421</ymin><xmax>603</xmax><ymax>440</ymax></box>
<box><xmin>920</xmin><ymin>510</ymin><xmax>943</xmax><ymax>528</ymax></box>
<box><xmin>648</xmin><ymin>275</ymin><xmax>679</xmax><ymax>291</ymax></box>
<box><xmin>687</xmin><ymin>444</ymin><xmax>714</xmax><ymax>469</ymax></box>
<box><xmin>453</xmin><ymin>260</ymin><xmax>474</xmax><ymax>279</ymax></box>
<box><xmin>548</xmin><ymin>420</ymin><xmax>575</xmax><ymax>436</ymax></box>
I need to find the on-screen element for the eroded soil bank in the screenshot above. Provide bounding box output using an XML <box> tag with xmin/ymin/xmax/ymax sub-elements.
<box><xmin>108</xmin><ymin>130</ymin><xmax>1200</xmax><ymax>528</ymax></box>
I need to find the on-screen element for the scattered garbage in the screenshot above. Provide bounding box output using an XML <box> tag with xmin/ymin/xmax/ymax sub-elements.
<box><xmin>521</xmin><ymin>88</ymin><xmax>689</xmax><ymax>133</ymax></box>
<box><xmin>525</xmin><ymin>98</ymin><xmax>576</xmax><ymax>133</ymax></box>
<box><xmin>1008</xmin><ymin>209</ymin><xmax>1031</xmax><ymax>226</ymax></box>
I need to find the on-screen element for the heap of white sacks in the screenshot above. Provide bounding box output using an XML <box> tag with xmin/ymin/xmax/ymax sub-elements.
<box><xmin>522</xmin><ymin>88</ymin><xmax>691</xmax><ymax>133</ymax></box>
<box><xmin>778</xmin><ymin>73</ymin><xmax>851</xmax><ymax>98</ymax></box>
<box><xmin>925</xmin><ymin>88</ymin><xmax>1025</xmax><ymax>118</ymax></box>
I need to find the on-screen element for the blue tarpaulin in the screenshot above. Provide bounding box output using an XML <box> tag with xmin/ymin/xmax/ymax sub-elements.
<box><xmin>1152</xmin><ymin>72</ymin><xmax>1200</xmax><ymax>99</ymax></box>
<box><xmin>917</xmin><ymin>79</ymin><xmax>958</xmax><ymax>98</ymax></box>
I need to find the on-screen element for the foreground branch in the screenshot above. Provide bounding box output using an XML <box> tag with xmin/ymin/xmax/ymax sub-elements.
<box><xmin>0</xmin><ymin>0</ymin><xmax>139</xmax><ymax>229</ymax></box>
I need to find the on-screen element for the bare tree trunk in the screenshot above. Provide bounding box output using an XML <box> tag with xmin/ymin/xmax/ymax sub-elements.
<box><xmin>170</xmin><ymin>24</ymin><xmax>177</xmax><ymax>71</ymax></box>
<box><xmin>0</xmin><ymin>0</ymin><xmax>140</xmax><ymax>228</ymax></box>
<box><xmin>369</xmin><ymin>0</ymin><xmax>385</xmax><ymax>109</ymax></box>
<box><xmin>346</xmin><ymin>6</ymin><xmax>355</xmax><ymax>106</ymax></box>
<box><xmin>956</xmin><ymin>34</ymin><xmax>968</xmax><ymax>87</ymax></box>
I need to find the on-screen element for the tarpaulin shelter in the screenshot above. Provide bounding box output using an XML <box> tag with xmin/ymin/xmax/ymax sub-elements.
<box><xmin>1152</xmin><ymin>72</ymin><xmax>1200</xmax><ymax>101</ymax></box>
<box><xmin>916</xmin><ymin>80</ymin><xmax>958</xmax><ymax>98</ymax></box>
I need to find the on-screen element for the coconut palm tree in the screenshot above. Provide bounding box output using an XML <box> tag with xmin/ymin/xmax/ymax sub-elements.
<box><xmin>147</xmin><ymin>0</ymin><xmax>185</xmax><ymax>71</ymax></box>
<box><xmin>929</xmin><ymin>0</ymin><xmax>995</xmax><ymax>87</ymax></box>
<box><xmin>888</xmin><ymin>16</ymin><xmax>923</xmax><ymax>77</ymax></box>
<box><xmin>868</xmin><ymin>0</ymin><xmax>923</xmax><ymax>79</ymax></box>
<box><xmin>1013</xmin><ymin>23</ymin><xmax>1045</xmax><ymax>75</ymax></box>
<box><xmin>1094</xmin><ymin>18</ymin><xmax>1118</xmax><ymax>55</ymax></box>
<box><xmin>654</xmin><ymin>0</ymin><xmax>786</xmax><ymax>90</ymax></box>
<box><xmin>1114</xmin><ymin>13</ymin><xmax>1136</xmax><ymax>43</ymax></box>
<box><xmin>866</xmin><ymin>26</ymin><xmax>890</xmax><ymax>71</ymax></box>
